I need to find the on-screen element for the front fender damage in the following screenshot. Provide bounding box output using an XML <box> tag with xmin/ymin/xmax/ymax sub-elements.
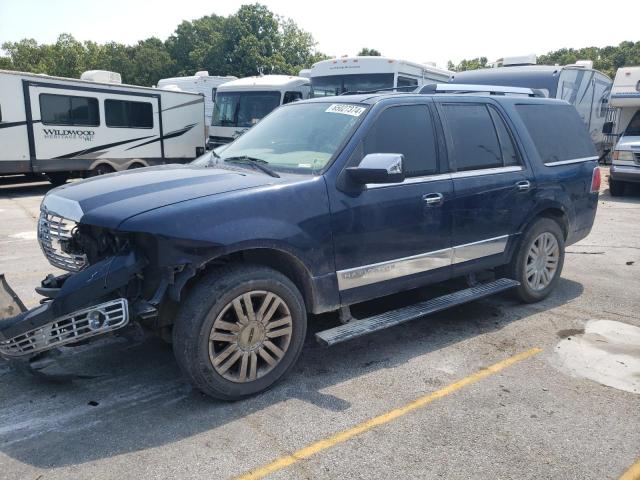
<box><xmin>0</xmin><ymin>251</ymin><xmax>146</xmax><ymax>379</ymax></box>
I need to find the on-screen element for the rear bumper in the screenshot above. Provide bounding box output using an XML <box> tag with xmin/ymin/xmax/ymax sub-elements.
<box><xmin>0</xmin><ymin>250</ymin><xmax>145</xmax><ymax>357</ymax></box>
<box><xmin>610</xmin><ymin>165</ymin><xmax>640</xmax><ymax>183</ymax></box>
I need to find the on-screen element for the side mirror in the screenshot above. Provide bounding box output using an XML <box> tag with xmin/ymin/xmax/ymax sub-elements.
<box><xmin>346</xmin><ymin>153</ymin><xmax>405</xmax><ymax>185</ymax></box>
<box><xmin>602</xmin><ymin>121</ymin><xmax>614</xmax><ymax>135</ymax></box>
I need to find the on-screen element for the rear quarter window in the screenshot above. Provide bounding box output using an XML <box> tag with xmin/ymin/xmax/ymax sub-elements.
<box><xmin>516</xmin><ymin>103</ymin><xmax>596</xmax><ymax>164</ymax></box>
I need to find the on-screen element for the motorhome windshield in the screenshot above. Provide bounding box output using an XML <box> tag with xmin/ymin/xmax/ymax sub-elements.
<box><xmin>212</xmin><ymin>91</ymin><xmax>281</xmax><ymax>127</ymax></box>
<box><xmin>311</xmin><ymin>73</ymin><xmax>394</xmax><ymax>97</ymax></box>
<box><xmin>195</xmin><ymin>102</ymin><xmax>366</xmax><ymax>173</ymax></box>
<box><xmin>624</xmin><ymin>111</ymin><xmax>640</xmax><ymax>136</ymax></box>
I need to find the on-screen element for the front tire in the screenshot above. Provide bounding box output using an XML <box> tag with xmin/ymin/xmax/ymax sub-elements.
<box><xmin>172</xmin><ymin>264</ymin><xmax>307</xmax><ymax>400</ymax></box>
<box><xmin>45</xmin><ymin>172</ymin><xmax>69</xmax><ymax>186</ymax></box>
<box><xmin>609</xmin><ymin>178</ymin><xmax>625</xmax><ymax>197</ymax></box>
<box><xmin>506</xmin><ymin>218</ymin><xmax>565</xmax><ymax>303</ymax></box>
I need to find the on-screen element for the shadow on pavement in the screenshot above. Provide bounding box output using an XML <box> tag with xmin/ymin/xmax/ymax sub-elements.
<box><xmin>0</xmin><ymin>276</ymin><xmax>583</xmax><ymax>468</ymax></box>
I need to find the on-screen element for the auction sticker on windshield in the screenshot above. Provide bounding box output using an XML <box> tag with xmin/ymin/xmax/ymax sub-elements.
<box><xmin>326</xmin><ymin>104</ymin><xmax>366</xmax><ymax>116</ymax></box>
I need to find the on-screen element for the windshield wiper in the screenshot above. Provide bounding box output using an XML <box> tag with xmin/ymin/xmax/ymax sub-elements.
<box><xmin>224</xmin><ymin>156</ymin><xmax>280</xmax><ymax>178</ymax></box>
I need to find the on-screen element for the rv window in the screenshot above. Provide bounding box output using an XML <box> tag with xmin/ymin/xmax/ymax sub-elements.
<box><xmin>624</xmin><ymin>111</ymin><xmax>640</xmax><ymax>136</ymax></box>
<box><xmin>397</xmin><ymin>76</ymin><xmax>418</xmax><ymax>88</ymax></box>
<box><xmin>364</xmin><ymin>105</ymin><xmax>438</xmax><ymax>177</ymax></box>
<box><xmin>442</xmin><ymin>103</ymin><xmax>503</xmax><ymax>171</ymax></box>
<box><xmin>105</xmin><ymin>100</ymin><xmax>153</xmax><ymax>128</ymax></box>
<box><xmin>40</xmin><ymin>94</ymin><xmax>99</xmax><ymax>126</ymax></box>
<box><xmin>212</xmin><ymin>88</ymin><xmax>217</xmax><ymax>102</ymax></box>
<box><xmin>516</xmin><ymin>104</ymin><xmax>596</xmax><ymax>163</ymax></box>
<box><xmin>283</xmin><ymin>91</ymin><xmax>303</xmax><ymax>104</ymax></box>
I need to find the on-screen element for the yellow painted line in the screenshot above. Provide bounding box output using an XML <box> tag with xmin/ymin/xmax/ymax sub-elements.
<box><xmin>620</xmin><ymin>458</ymin><xmax>640</xmax><ymax>480</ymax></box>
<box><xmin>235</xmin><ymin>347</ymin><xmax>542</xmax><ymax>480</ymax></box>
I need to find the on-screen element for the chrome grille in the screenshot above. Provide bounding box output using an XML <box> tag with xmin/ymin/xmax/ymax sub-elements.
<box><xmin>37</xmin><ymin>210</ymin><xmax>87</xmax><ymax>272</ymax></box>
<box><xmin>0</xmin><ymin>299</ymin><xmax>129</xmax><ymax>357</ymax></box>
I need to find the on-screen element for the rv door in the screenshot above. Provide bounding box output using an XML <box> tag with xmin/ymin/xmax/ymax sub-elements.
<box><xmin>28</xmin><ymin>83</ymin><xmax>161</xmax><ymax>172</ymax></box>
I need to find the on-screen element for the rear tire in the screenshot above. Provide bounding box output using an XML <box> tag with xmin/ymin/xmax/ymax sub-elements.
<box><xmin>172</xmin><ymin>264</ymin><xmax>307</xmax><ymax>401</ymax></box>
<box><xmin>505</xmin><ymin>218</ymin><xmax>565</xmax><ymax>303</ymax></box>
<box><xmin>609</xmin><ymin>179</ymin><xmax>625</xmax><ymax>197</ymax></box>
<box><xmin>45</xmin><ymin>172</ymin><xmax>69</xmax><ymax>186</ymax></box>
<box><xmin>92</xmin><ymin>164</ymin><xmax>115</xmax><ymax>176</ymax></box>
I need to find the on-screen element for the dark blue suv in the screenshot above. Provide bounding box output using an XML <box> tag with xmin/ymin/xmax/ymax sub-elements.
<box><xmin>0</xmin><ymin>86</ymin><xmax>601</xmax><ymax>400</ymax></box>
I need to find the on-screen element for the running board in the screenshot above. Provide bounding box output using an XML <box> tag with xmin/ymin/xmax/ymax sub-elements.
<box><xmin>316</xmin><ymin>278</ymin><xmax>519</xmax><ymax>346</ymax></box>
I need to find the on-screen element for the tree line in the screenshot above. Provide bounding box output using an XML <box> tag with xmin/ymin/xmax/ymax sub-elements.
<box><xmin>447</xmin><ymin>41</ymin><xmax>640</xmax><ymax>78</ymax></box>
<box><xmin>2</xmin><ymin>2</ymin><xmax>637</xmax><ymax>85</ymax></box>
<box><xmin>0</xmin><ymin>4</ymin><xmax>329</xmax><ymax>86</ymax></box>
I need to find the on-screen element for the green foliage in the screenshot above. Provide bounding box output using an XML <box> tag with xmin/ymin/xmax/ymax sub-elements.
<box><xmin>538</xmin><ymin>41</ymin><xmax>640</xmax><ymax>78</ymax></box>
<box><xmin>358</xmin><ymin>48</ymin><xmax>381</xmax><ymax>56</ymax></box>
<box><xmin>447</xmin><ymin>57</ymin><xmax>488</xmax><ymax>72</ymax></box>
<box><xmin>448</xmin><ymin>42</ymin><xmax>640</xmax><ymax>78</ymax></box>
<box><xmin>0</xmin><ymin>3</ymin><xmax>326</xmax><ymax>85</ymax></box>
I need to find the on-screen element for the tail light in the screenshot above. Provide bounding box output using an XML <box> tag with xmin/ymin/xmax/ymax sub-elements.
<box><xmin>590</xmin><ymin>166</ymin><xmax>601</xmax><ymax>193</ymax></box>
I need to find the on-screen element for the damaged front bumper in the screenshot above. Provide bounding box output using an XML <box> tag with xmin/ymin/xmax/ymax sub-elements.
<box><xmin>0</xmin><ymin>250</ymin><xmax>145</xmax><ymax>359</ymax></box>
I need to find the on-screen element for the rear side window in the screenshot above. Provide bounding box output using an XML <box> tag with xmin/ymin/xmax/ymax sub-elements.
<box><xmin>105</xmin><ymin>99</ymin><xmax>153</xmax><ymax>128</ymax></box>
<box><xmin>488</xmin><ymin>107</ymin><xmax>520</xmax><ymax>166</ymax></box>
<box><xmin>364</xmin><ymin>105</ymin><xmax>438</xmax><ymax>177</ymax></box>
<box><xmin>442</xmin><ymin>104</ymin><xmax>503</xmax><ymax>171</ymax></box>
<box><xmin>40</xmin><ymin>94</ymin><xmax>99</xmax><ymax>126</ymax></box>
<box><xmin>516</xmin><ymin>104</ymin><xmax>596</xmax><ymax>163</ymax></box>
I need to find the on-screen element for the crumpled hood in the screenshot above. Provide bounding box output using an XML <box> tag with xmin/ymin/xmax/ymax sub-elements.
<box><xmin>42</xmin><ymin>164</ymin><xmax>277</xmax><ymax>228</ymax></box>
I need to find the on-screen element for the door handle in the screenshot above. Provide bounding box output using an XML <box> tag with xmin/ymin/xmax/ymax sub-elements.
<box><xmin>423</xmin><ymin>193</ymin><xmax>444</xmax><ymax>206</ymax></box>
<box><xmin>516</xmin><ymin>180</ymin><xmax>531</xmax><ymax>192</ymax></box>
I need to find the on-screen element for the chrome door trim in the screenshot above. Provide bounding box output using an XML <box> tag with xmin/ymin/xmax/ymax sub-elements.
<box><xmin>366</xmin><ymin>173</ymin><xmax>451</xmax><ymax>189</ymax></box>
<box><xmin>366</xmin><ymin>165</ymin><xmax>525</xmax><ymax>189</ymax></box>
<box><xmin>336</xmin><ymin>247</ymin><xmax>452</xmax><ymax>291</ymax></box>
<box><xmin>449</xmin><ymin>166</ymin><xmax>523</xmax><ymax>179</ymax></box>
<box><xmin>452</xmin><ymin>235</ymin><xmax>509</xmax><ymax>264</ymax></box>
<box><xmin>544</xmin><ymin>156</ymin><xmax>598</xmax><ymax>167</ymax></box>
<box><xmin>336</xmin><ymin>235</ymin><xmax>510</xmax><ymax>290</ymax></box>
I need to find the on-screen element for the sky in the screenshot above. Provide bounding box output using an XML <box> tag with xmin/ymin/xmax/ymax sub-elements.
<box><xmin>0</xmin><ymin>0</ymin><xmax>638</xmax><ymax>69</ymax></box>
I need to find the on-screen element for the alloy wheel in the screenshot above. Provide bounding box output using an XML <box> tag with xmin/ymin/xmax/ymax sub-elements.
<box><xmin>208</xmin><ymin>290</ymin><xmax>293</xmax><ymax>383</ymax></box>
<box><xmin>525</xmin><ymin>232</ymin><xmax>560</xmax><ymax>291</ymax></box>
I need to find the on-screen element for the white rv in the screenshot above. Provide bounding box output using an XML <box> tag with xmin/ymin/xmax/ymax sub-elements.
<box><xmin>157</xmin><ymin>71</ymin><xmax>237</xmax><ymax>137</ymax></box>
<box><xmin>309</xmin><ymin>56</ymin><xmax>452</xmax><ymax>97</ymax></box>
<box><xmin>209</xmin><ymin>75</ymin><xmax>310</xmax><ymax>148</ymax></box>
<box><xmin>607</xmin><ymin>66</ymin><xmax>640</xmax><ymax>195</ymax></box>
<box><xmin>0</xmin><ymin>69</ymin><xmax>205</xmax><ymax>184</ymax></box>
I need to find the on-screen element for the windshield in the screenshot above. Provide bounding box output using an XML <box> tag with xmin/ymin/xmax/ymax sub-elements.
<box><xmin>194</xmin><ymin>102</ymin><xmax>367</xmax><ymax>173</ymax></box>
<box><xmin>212</xmin><ymin>91</ymin><xmax>281</xmax><ymax>128</ymax></box>
<box><xmin>624</xmin><ymin>110</ymin><xmax>640</xmax><ymax>137</ymax></box>
<box><xmin>311</xmin><ymin>73</ymin><xmax>394</xmax><ymax>97</ymax></box>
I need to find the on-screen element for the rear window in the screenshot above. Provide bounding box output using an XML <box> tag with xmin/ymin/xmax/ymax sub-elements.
<box><xmin>516</xmin><ymin>104</ymin><xmax>596</xmax><ymax>164</ymax></box>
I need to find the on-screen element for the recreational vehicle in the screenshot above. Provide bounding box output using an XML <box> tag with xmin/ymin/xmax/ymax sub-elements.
<box><xmin>0</xmin><ymin>69</ymin><xmax>205</xmax><ymax>184</ymax></box>
<box><xmin>309</xmin><ymin>56</ymin><xmax>452</xmax><ymax>97</ymax></box>
<box><xmin>157</xmin><ymin>71</ymin><xmax>236</xmax><ymax>137</ymax></box>
<box><xmin>607</xmin><ymin>66</ymin><xmax>640</xmax><ymax>195</ymax></box>
<box><xmin>208</xmin><ymin>75</ymin><xmax>310</xmax><ymax>148</ymax></box>
<box><xmin>449</xmin><ymin>57</ymin><xmax>613</xmax><ymax>155</ymax></box>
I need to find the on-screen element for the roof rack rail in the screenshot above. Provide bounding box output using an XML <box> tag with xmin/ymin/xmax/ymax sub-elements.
<box><xmin>418</xmin><ymin>83</ymin><xmax>544</xmax><ymax>97</ymax></box>
<box><xmin>339</xmin><ymin>85</ymin><xmax>419</xmax><ymax>96</ymax></box>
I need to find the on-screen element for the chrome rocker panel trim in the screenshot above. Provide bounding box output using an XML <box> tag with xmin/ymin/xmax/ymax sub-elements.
<box><xmin>337</xmin><ymin>235</ymin><xmax>509</xmax><ymax>290</ymax></box>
